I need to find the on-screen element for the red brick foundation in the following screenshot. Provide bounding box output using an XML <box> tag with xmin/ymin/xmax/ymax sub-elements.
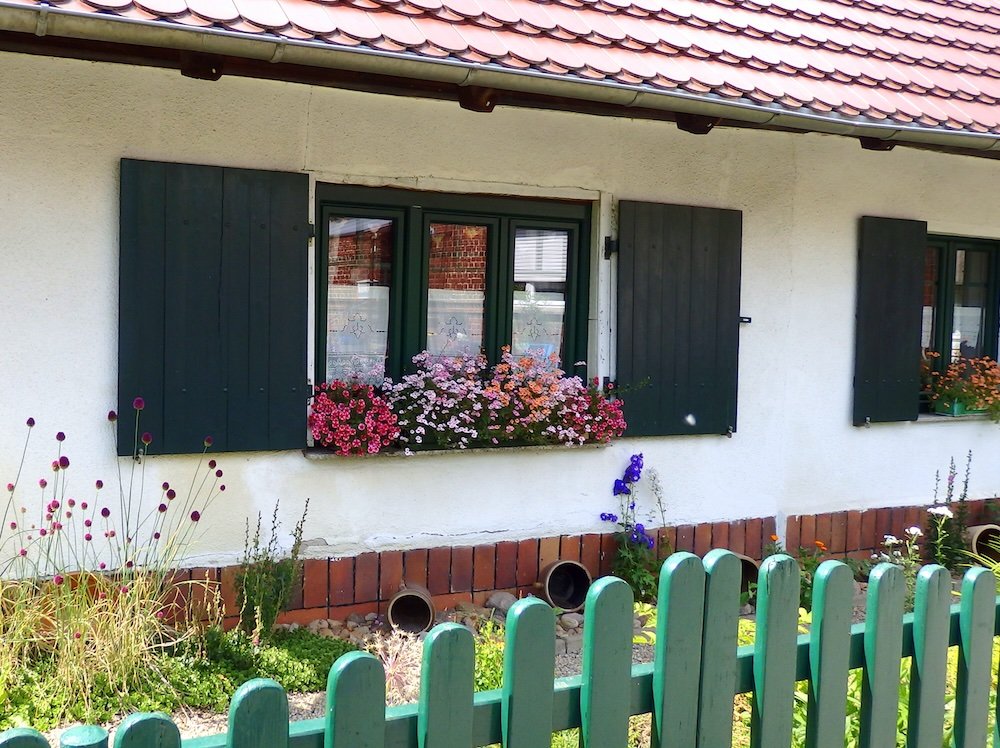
<box><xmin>193</xmin><ymin>500</ymin><xmax>994</xmax><ymax>627</ymax></box>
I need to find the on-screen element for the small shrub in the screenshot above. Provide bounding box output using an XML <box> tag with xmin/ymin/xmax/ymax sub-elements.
<box><xmin>474</xmin><ymin>620</ymin><xmax>505</xmax><ymax>692</ymax></box>
<box><xmin>926</xmin><ymin>452</ymin><xmax>972</xmax><ymax>571</ymax></box>
<box><xmin>236</xmin><ymin>499</ymin><xmax>309</xmax><ymax>638</ymax></box>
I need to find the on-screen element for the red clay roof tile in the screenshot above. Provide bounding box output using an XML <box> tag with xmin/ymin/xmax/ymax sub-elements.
<box><xmin>12</xmin><ymin>0</ymin><xmax>1000</xmax><ymax>136</ymax></box>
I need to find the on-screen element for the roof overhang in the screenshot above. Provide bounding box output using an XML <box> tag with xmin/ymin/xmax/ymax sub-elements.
<box><xmin>3</xmin><ymin>2</ymin><xmax>1000</xmax><ymax>159</ymax></box>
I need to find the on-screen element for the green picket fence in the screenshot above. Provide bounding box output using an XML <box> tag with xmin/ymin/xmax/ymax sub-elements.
<box><xmin>2</xmin><ymin>551</ymin><xmax>999</xmax><ymax>748</ymax></box>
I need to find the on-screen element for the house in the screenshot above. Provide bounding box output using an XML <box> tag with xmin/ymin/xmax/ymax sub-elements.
<box><xmin>1</xmin><ymin>0</ymin><xmax>999</xmax><ymax>620</ymax></box>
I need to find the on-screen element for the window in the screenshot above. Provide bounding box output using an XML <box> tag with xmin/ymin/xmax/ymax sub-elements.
<box><xmin>922</xmin><ymin>235</ymin><xmax>1000</xmax><ymax>366</ymax></box>
<box><xmin>616</xmin><ymin>201</ymin><xmax>743</xmax><ymax>436</ymax></box>
<box><xmin>315</xmin><ymin>185</ymin><xmax>591</xmax><ymax>383</ymax></box>
<box><xmin>852</xmin><ymin>217</ymin><xmax>1000</xmax><ymax>425</ymax></box>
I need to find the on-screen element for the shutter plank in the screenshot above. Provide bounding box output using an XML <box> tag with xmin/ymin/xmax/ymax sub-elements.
<box><xmin>853</xmin><ymin>216</ymin><xmax>926</xmax><ymax>425</ymax></box>
<box><xmin>162</xmin><ymin>163</ymin><xmax>226</xmax><ymax>454</ymax></box>
<box><xmin>119</xmin><ymin>159</ymin><xmax>167</xmax><ymax>456</ymax></box>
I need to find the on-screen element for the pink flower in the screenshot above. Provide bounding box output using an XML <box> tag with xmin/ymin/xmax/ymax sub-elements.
<box><xmin>141</xmin><ymin>432</ymin><xmax>152</xmax><ymax>445</ymax></box>
<box><xmin>38</xmin><ymin>478</ymin><xmax>47</xmax><ymax>489</ymax></box>
<box><xmin>204</xmin><ymin>436</ymin><xmax>214</xmax><ymax>447</ymax></box>
<box><xmin>108</xmin><ymin>410</ymin><xmax>118</xmax><ymax>422</ymax></box>
<box><xmin>133</xmin><ymin>397</ymin><xmax>145</xmax><ymax>411</ymax></box>
<box><xmin>56</xmin><ymin>432</ymin><xmax>65</xmax><ymax>442</ymax></box>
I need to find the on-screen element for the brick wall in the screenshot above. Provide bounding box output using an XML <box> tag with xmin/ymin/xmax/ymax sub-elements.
<box><xmin>329</xmin><ymin>222</ymin><xmax>392</xmax><ymax>286</ymax></box>
<box><xmin>428</xmin><ymin>224</ymin><xmax>487</xmax><ymax>292</ymax></box>
<box><xmin>192</xmin><ymin>501</ymin><xmax>995</xmax><ymax>628</ymax></box>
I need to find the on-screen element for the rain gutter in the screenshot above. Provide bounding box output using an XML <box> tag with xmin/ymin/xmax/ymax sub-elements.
<box><xmin>2</xmin><ymin>1</ymin><xmax>1000</xmax><ymax>153</ymax></box>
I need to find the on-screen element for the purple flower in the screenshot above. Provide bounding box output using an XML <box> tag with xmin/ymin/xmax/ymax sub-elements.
<box><xmin>158</xmin><ymin>503</ymin><xmax>167</xmax><ymax>513</ymax></box>
<box><xmin>53</xmin><ymin>574</ymin><xmax>64</xmax><ymax>585</ymax></box>
<box><xmin>215</xmin><ymin>469</ymin><xmax>223</xmax><ymax>478</ymax></box>
<box><xmin>133</xmin><ymin>397</ymin><xmax>145</xmax><ymax>411</ymax></box>
<box><xmin>624</xmin><ymin>464</ymin><xmax>641</xmax><ymax>483</ymax></box>
<box><xmin>636</xmin><ymin>523</ymin><xmax>645</xmax><ymax>534</ymax></box>
<box><xmin>166</xmin><ymin>489</ymin><xmax>176</xmax><ymax>500</ymax></box>
<box><xmin>204</xmin><ymin>436</ymin><xmax>214</xmax><ymax>447</ymax></box>
<box><xmin>95</xmin><ymin>480</ymin><xmax>103</xmax><ymax>490</ymax></box>
<box><xmin>107</xmin><ymin>410</ymin><xmax>118</xmax><ymax>422</ymax></box>
<box><xmin>58</xmin><ymin>456</ymin><xmax>69</xmax><ymax>469</ymax></box>
<box><xmin>219</xmin><ymin>485</ymin><xmax>226</xmax><ymax>492</ymax></box>
<box><xmin>162</xmin><ymin>482</ymin><xmax>170</xmax><ymax>491</ymax></box>
<box><xmin>153</xmin><ymin>532</ymin><xmax>161</xmax><ymax>540</ymax></box>
<box><xmin>56</xmin><ymin>432</ymin><xmax>65</xmax><ymax>442</ymax></box>
<box><xmin>26</xmin><ymin>418</ymin><xmax>35</xmax><ymax>427</ymax></box>
<box><xmin>101</xmin><ymin>507</ymin><xmax>110</xmax><ymax>518</ymax></box>
<box><xmin>84</xmin><ymin>533</ymin><xmax>92</xmax><ymax>542</ymax></box>
<box><xmin>613</xmin><ymin>479</ymin><xmax>631</xmax><ymax>496</ymax></box>
<box><xmin>141</xmin><ymin>432</ymin><xmax>152</xmax><ymax>446</ymax></box>
<box><xmin>38</xmin><ymin>478</ymin><xmax>47</xmax><ymax>489</ymax></box>
<box><xmin>190</xmin><ymin>511</ymin><xmax>201</xmax><ymax>522</ymax></box>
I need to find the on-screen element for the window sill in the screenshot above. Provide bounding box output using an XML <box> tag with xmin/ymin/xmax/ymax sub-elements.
<box><xmin>914</xmin><ymin>413</ymin><xmax>995</xmax><ymax>425</ymax></box>
<box><xmin>303</xmin><ymin>441</ymin><xmax>612</xmax><ymax>460</ymax></box>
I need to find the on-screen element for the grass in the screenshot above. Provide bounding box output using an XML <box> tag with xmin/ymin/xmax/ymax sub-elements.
<box><xmin>0</xmin><ymin>628</ymin><xmax>356</xmax><ymax>732</ymax></box>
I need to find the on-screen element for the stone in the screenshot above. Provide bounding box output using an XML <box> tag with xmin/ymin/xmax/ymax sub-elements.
<box><xmin>347</xmin><ymin>613</ymin><xmax>366</xmax><ymax>625</ymax></box>
<box><xmin>565</xmin><ymin>635</ymin><xmax>583</xmax><ymax>654</ymax></box>
<box><xmin>554</xmin><ymin>638</ymin><xmax>568</xmax><ymax>655</ymax></box>
<box><xmin>288</xmin><ymin>623</ymin><xmax>300</xmax><ymax>632</ymax></box>
<box><xmin>318</xmin><ymin>628</ymin><xmax>337</xmax><ymax>638</ymax></box>
<box><xmin>346</xmin><ymin>620</ymin><xmax>358</xmax><ymax>630</ymax></box>
<box><xmin>354</xmin><ymin>625</ymin><xmax>370</xmax><ymax>637</ymax></box>
<box><xmin>328</xmin><ymin>619</ymin><xmax>343</xmax><ymax>630</ymax></box>
<box><xmin>365</xmin><ymin>612</ymin><xmax>378</xmax><ymax>622</ymax></box>
<box><xmin>455</xmin><ymin>601</ymin><xmax>478</xmax><ymax>613</ymax></box>
<box><xmin>316</xmin><ymin>618</ymin><xmax>330</xmax><ymax>629</ymax></box>
<box><xmin>560</xmin><ymin>612</ymin><xmax>583</xmax><ymax>628</ymax></box>
<box><xmin>485</xmin><ymin>591</ymin><xmax>518</xmax><ymax>613</ymax></box>
<box><xmin>739</xmin><ymin>604</ymin><xmax>754</xmax><ymax>616</ymax></box>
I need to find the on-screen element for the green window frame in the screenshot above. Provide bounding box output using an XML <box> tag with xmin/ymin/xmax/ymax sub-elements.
<box><xmin>314</xmin><ymin>184</ymin><xmax>591</xmax><ymax>383</ymax></box>
<box><xmin>923</xmin><ymin>234</ymin><xmax>1000</xmax><ymax>365</ymax></box>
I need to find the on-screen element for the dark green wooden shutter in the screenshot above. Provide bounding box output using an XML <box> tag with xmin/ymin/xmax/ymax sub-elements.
<box><xmin>852</xmin><ymin>216</ymin><xmax>927</xmax><ymax>426</ymax></box>
<box><xmin>617</xmin><ymin>201</ymin><xmax>742</xmax><ymax>436</ymax></box>
<box><xmin>119</xmin><ymin>159</ymin><xmax>308</xmax><ymax>455</ymax></box>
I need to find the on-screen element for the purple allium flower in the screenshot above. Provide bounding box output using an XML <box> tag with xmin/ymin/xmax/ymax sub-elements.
<box><xmin>84</xmin><ymin>533</ymin><xmax>92</xmax><ymax>541</ymax></box>
<box><xmin>208</xmin><ymin>460</ymin><xmax>217</xmax><ymax>469</ymax></box>
<box><xmin>56</xmin><ymin>432</ymin><xmax>65</xmax><ymax>442</ymax></box>
<box><xmin>166</xmin><ymin>489</ymin><xmax>176</xmax><ymax>500</ymax></box>
<box><xmin>74</xmin><ymin>632</ymin><xmax>81</xmax><ymax>639</ymax></box>
<box><xmin>67</xmin><ymin>498</ymin><xmax>75</xmax><ymax>508</ymax></box>
<box><xmin>101</xmin><ymin>507</ymin><xmax>110</xmax><ymax>518</ymax></box>
<box><xmin>51</xmin><ymin>461</ymin><xmax>59</xmax><ymax>472</ymax></box>
<box><xmin>38</xmin><ymin>478</ymin><xmax>47</xmax><ymax>489</ymax></box>
<box><xmin>8</xmin><ymin>521</ymin><xmax>15</xmax><ymax>529</ymax></box>
<box><xmin>190</xmin><ymin>511</ymin><xmax>201</xmax><ymax>522</ymax></box>
<box><xmin>19</xmin><ymin>548</ymin><xmax>27</xmax><ymax>557</ymax></box>
<box><xmin>108</xmin><ymin>529</ymin><xmax>116</xmax><ymax>538</ymax></box>
<box><xmin>59</xmin><ymin>456</ymin><xmax>69</xmax><ymax>469</ymax></box>
<box><xmin>126</xmin><ymin>561</ymin><xmax>134</xmax><ymax>569</ymax></box>
<box><xmin>120</xmin><ymin>585</ymin><xmax>129</xmax><ymax>594</ymax></box>
<box><xmin>81</xmin><ymin>501</ymin><xmax>88</xmax><ymax>510</ymax></box>
<box><xmin>219</xmin><ymin>485</ymin><xmax>226</xmax><ymax>492</ymax></box>
<box><xmin>108</xmin><ymin>410</ymin><xmax>118</xmax><ymax>422</ymax></box>
<box><xmin>99</xmin><ymin>562</ymin><xmax>106</xmax><ymax>570</ymax></box>
<box><xmin>158</xmin><ymin>503</ymin><xmax>167</xmax><ymax>513</ymax></box>
<box><xmin>26</xmin><ymin>418</ymin><xmax>35</xmax><ymax>427</ymax></box>
<box><xmin>95</xmin><ymin>480</ymin><xmax>103</xmax><ymax>490</ymax></box>
<box><xmin>204</xmin><ymin>436</ymin><xmax>214</xmax><ymax>447</ymax></box>
<box><xmin>6</xmin><ymin>483</ymin><xmax>13</xmax><ymax>492</ymax></box>
<box><xmin>141</xmin><ymin>432</ymin><xmax>152</xmax><ymax>445</ymax></box>
<box><xmin>215</xmin><ymin>469</ymin><xmax>223</xmax><ymax>478</ymax></box>
<box><xmin>53</xmin><ymin>574</ymin><xmax>63</xmax><ymax>585</ymax></box>
<box><xmin>153</xmin><ymin>532</ymin><xmax>161</xmax><ymax>540</ymax></box>
<box><xmin>84</xmin><ymin>519</ymin><xmax>92</xmax><ymax>527</ymax></box>
<box><xmin>133</xmin><ymin>397</ymin><xmax>145</xmax><ymax>411</ymax></box>
<box><xmin>162</xmin><ymin>482</ymin><xmax>170</xmax><ymax>491</ymax></box>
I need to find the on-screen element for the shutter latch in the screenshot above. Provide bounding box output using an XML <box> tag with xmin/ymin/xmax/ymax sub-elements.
<box><xmin>603</xmin><ymin>237</ymin><xmax>618</xmax><ymax>260</ymax></box>
<box><xmin>726</xmin><ymin>426</ymin><xmax>734</xmax><ymax>438</ymax></box>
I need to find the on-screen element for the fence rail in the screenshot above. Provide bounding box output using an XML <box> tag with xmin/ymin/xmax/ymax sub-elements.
<box><xmin>3</xmin><ymin>550</ymin><xmax>999</xmax><ymax>748</ymax></box>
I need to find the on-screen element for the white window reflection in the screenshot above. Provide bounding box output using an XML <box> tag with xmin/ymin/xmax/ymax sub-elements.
<box><xmin>426</xmin><ymin>223</ymin><xmax>486</xmax><ymax>358</ymax></box>
<box><xmin>512</xmin><ymin>228</ymin><xmax>568</xmax><ymax>362</ymax></box>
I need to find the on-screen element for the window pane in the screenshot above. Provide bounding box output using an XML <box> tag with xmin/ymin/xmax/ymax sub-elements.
<box><xmin>921</xmin><ymin>246</ymin><xmax>939</xmax><ymax>351</ymax></box>
<box><xmin>953</xmin><ymin>249</ymin><xmax>989</xmax><ymax>359</ymax></box>
<box><xmin>512</xmin><ymin>228</ymin><xmax>568</xmax><ymax>362</ymax></box>
<box><xmin>426</xmin><ymin>223</ymin><xmax>487</xmax><ymax>358</ymax></box>
<box><xmin>326</xmin><ymin>216</ymin><xmax>392</xmax><ymax>382</ymax></box>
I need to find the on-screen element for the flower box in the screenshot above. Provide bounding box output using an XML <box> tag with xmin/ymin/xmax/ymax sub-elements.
<box><xmin>932</xmin><ymin>399</ymin><xmax>986</xmax><ymax>417</ymax></box>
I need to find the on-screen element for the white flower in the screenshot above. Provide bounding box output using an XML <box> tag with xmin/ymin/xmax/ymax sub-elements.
<box><xmin>883</xmin><ymin>534</ymin><xmax>901</xmax><ymax>546</ymax></box>
<box><xmin>927</xmin><ymin>505</ymin><xmax>954</xmax><ymax>519</ymax></box>
<box><xmin>906</xmin><ymin>526</ymin><xmax>923</xmax><ymax>537</ymax></box>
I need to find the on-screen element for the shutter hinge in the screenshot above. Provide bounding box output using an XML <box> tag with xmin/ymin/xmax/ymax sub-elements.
<box><xmin>864</xmin><ymin>416</ymin><xmax>871</xmax><ymax>428</ymax></box>
<box><xmin>603</xmin><ymin>236</ymin><xmax>618</xmax><ymax>260</ymax></box>
<box><xmin>726</xmin><ymin>426</ymin><xmax>734</xmax><ymax>438</ymax></box>
<box><xmin>739</xmin><ymin>316</ymin><xmax>752</xmax><ymax>324</ymax></box>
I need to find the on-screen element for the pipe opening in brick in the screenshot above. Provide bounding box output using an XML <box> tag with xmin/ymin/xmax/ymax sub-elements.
<box><xmin>968</xmin><ymin>524</ymin><xmax>1000</xmax><ymax>562</ymax></box>
<box><xmin>387</xmin><ymin>585</ymin><xmax>435</xmax><ymax>633</ymax></box>
<box><xmin>538</xmin><ymin>560</ymin><xmax>592</xmax><ymax>612</ymax></box>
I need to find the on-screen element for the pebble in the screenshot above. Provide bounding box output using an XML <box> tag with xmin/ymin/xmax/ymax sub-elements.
<box><xmin>485</xmin><ymin>591</ymin><xmax>517</xmax><ymax>613</ymax></box>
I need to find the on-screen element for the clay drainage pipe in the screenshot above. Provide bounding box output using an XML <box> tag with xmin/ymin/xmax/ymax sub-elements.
<box><xmin>537</xmin><ymin>560</ymin><xmax>592</xmax><ymax>612</ymax></box>
<box><xmin>386</xmin><ymin>583</ymin><xmax>435</xmax><ymax>633</ymax></box>
<box><xmin>967</xmin><ymin>524</ymin><xmax>1000</xmax><ymax>563</ymax></box>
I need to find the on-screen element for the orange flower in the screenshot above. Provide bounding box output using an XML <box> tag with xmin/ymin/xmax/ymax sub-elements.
<box><xmin>815</xmin><ymin>540</ymin><xmax>827</xmax><ymax>552</ymax></box>
<box><xmin>770</xmin><ymin>534</ymin><xmax>779</xmax><ymax>542</ymax></box>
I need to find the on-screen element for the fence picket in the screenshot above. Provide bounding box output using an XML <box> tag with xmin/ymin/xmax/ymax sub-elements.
<box><xmin>0</xmin><ymin>729</ymin><xmax>50</xmax><ymax>748</ymax></box>
<box><xmin>749</xmin><ymin>554</ymin><xmax>800</xmax><ymax>748</ymax></box>
<box><xmin>651</xmin><ymin>552</ymin><xmax>705</xmax><ymax>748</ymax></box>
<box><xmin>906</xmin><ymin>565</ymin><xmax>953</xmax><ymax>748</ymax></box>
<box><xmin>227</xmin><ymin>679</ymin><xmax>289</xmax><ymax>748</ymax></box>
<box><xmin>501</xmin><ymin>598</ymin><xmax>555</xmax><ymax>748</ymax></box>
<box><xmin>580</xmin><ymin>576</ymin><xmax>633</xmax><ymax>748</ymax></box>
<box><xmin>953</xmin><ymin>567</ymin><xmax>995</xmax><ymax>748</ymax></box>
<box><xmin>697</xmin><ymin>549</ymin><xmax>742</xmax><ymax>748</ymax></box>
<box><xmin>325</xmin><ymin>651</ymin><xmax>386</xmax><ymax>748</ymax></box>
<box><xmin>418</xmin><ymin>623</ymin><xmax>474</xmax><ymax>748</ymax></box>
<box><xmin>114</xmin><ymin>713</ymin><xmax>181</xmax><ymax>748</ymax></box>
<box><xmin>859</xmin><ymin>563</ymin><xmax>905</xmax><ymax>748</ymax></box>
<box><xmin>804</xmin><ymin>560</ymin><xmax>852</xmax><ymax>748</ymax></box>
<box><xmin>60</xmin><ymin>727</ymin><xmax>107</xmax><ymax>748</ymax></box>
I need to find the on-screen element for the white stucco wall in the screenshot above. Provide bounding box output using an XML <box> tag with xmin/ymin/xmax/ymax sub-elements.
<box><xmin>2</xmin><ymin>51</ymin><xmax>999</xmax><ymax>566</ymax></box>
